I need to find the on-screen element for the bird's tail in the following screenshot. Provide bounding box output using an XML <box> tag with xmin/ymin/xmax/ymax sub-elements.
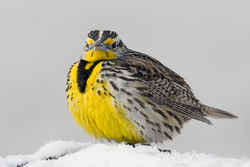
<box><xmin>202</xmin><ymin>104</ymin><xmax>238</xmax><ymax>119</ymax></box>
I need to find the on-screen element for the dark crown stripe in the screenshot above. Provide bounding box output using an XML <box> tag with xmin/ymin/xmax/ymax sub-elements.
<box><xmin>88</xmin><ymin>30</ymin><xmax>99</xmax><ymax>41</ymax></box>
<box><xmin>101</xmin><ymin>30</ymin><xmax>118</xmax><ymax>41</ymax></box>
<box><xmin>77</xmin><ymin>60</ymin><xmax>101</xmax><ymax>93</ymax></box>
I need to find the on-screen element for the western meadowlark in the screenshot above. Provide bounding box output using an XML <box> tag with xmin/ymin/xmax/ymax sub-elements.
<box><xmin>66</xmin><ymin>30</ymin><xmax>237</xmax><ymax>144</ymax></box>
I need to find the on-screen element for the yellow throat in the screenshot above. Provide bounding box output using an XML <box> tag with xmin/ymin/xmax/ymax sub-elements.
<box><xmin>85</xmin><ymin>49</ymin><xmax>116</xmax><ymax>62</ymax></box>
<box><xmin>66</xmin><ymin>49</ymin><xmax>144</xmax><ymax>143</ymax></box>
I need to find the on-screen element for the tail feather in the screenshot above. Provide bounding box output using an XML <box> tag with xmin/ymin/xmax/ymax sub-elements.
<box><xmin>202</xmin><ymin>104</ymin><xmax>238</xmax><ymax>119</ymax></box>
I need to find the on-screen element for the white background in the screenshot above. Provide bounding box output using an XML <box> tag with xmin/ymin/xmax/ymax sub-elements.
<box><xmin>0</xmin><ymin>0</ymin><xmax>249</xmax><ymax>157</ymax></box>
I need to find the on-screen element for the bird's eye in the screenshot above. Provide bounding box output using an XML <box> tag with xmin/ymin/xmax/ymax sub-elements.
<box><xmin>111</xmin><ymin>42</ymin><xmax>117</xmax><ymax>49</ymax></box>
<box><xmin>117</xmin><ymin>41</ymin><xmax>123</xmax><ymax>48</ymax></box>
<box><xmin>85</xmin><ymin>43</ymin><xmax>89</xmax><ymax>48</ymax></box>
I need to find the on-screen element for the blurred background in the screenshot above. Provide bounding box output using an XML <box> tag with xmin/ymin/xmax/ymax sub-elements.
<box><xmin>0</xmin><ymin>0</ymin><xmax>249</xmax><ymax>158</ymax></box>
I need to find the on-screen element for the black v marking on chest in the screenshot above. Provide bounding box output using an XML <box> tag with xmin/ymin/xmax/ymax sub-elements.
<box><xmin>77</xmin><ymin>60</ymin><xmax>101</xmax><ymax>93</ymax></box>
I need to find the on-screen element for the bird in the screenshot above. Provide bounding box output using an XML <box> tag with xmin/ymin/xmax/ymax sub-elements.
<box><xmin>66</xmin><ymin>30</ymin><xmax>238</xmax><ymax>145</ymax></box>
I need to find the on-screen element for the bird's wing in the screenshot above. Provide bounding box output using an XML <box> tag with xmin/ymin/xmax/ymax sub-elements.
<box><xmin>111</xmin><ymin>51</ymin><xmax>211</xmax><ymax>125</ymax></box>
<box><xmin>123</xmin><ymin>49</ymin><xmax>194</xmax><ymax>96</ymax></box>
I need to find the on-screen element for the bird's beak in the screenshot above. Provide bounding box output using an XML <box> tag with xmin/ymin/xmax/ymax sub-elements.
<box><xmin>89</xmin><ymin>40</ymin><xmax>109</xmax><ymax>52</ymax></box>
<box><xmin>84</xmin><ymin>42</ymin><xmax>114</xmax><ymax>62</ymax></box>
<box><xmin>93</xmin><ymin>45</ymin><xmax>108</xmax><ymax>51</ymax></box>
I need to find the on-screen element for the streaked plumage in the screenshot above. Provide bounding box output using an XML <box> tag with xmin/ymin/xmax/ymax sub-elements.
<box><xmin>66</xmin><ymin>30</ymin><xmax>237</xmax><ymax>144</ymax></box>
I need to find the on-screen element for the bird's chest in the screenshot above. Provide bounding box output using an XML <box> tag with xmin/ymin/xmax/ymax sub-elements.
<box><xmin>66</xmin><ymin>61</ymin><xmax>143</xmax><ymax>142</ymax></box>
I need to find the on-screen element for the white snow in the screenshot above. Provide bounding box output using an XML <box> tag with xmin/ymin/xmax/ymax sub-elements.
<box><xmin>1</xmin><ymin>141</ymin><xmax>249</xmax><ymax>167</ymax></box>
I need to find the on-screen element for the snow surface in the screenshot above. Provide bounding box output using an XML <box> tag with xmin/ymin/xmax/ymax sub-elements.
<box><xmin>1</xmin><ymin>141</ymin><xmax>249</xmax><ymax>167</ymax></box>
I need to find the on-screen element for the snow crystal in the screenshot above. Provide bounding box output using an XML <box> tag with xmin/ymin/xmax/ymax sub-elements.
<box><xmin>1</xmin><ymin>141</ymin><xmax>249</xmax><ymax>167</ymax></box>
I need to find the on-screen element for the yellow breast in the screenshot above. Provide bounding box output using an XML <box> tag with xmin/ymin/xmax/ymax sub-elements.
<box><xmin>66</xmin><ymin>60</ymin><xmax>144</xmax><ymax>143</ymax></box>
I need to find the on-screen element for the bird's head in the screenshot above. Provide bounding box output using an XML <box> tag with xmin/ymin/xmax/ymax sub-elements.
<box><xmin>82</xmin><ymin>30</ymin><xmax>127</xmax><ymax>62</ymax></box>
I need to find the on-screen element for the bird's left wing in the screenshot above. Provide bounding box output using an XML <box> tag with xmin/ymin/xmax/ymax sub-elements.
<box><xmin>107</xmin><ymin>54</ymin><xmax>211</xmax><ymax>125</ymax></box>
